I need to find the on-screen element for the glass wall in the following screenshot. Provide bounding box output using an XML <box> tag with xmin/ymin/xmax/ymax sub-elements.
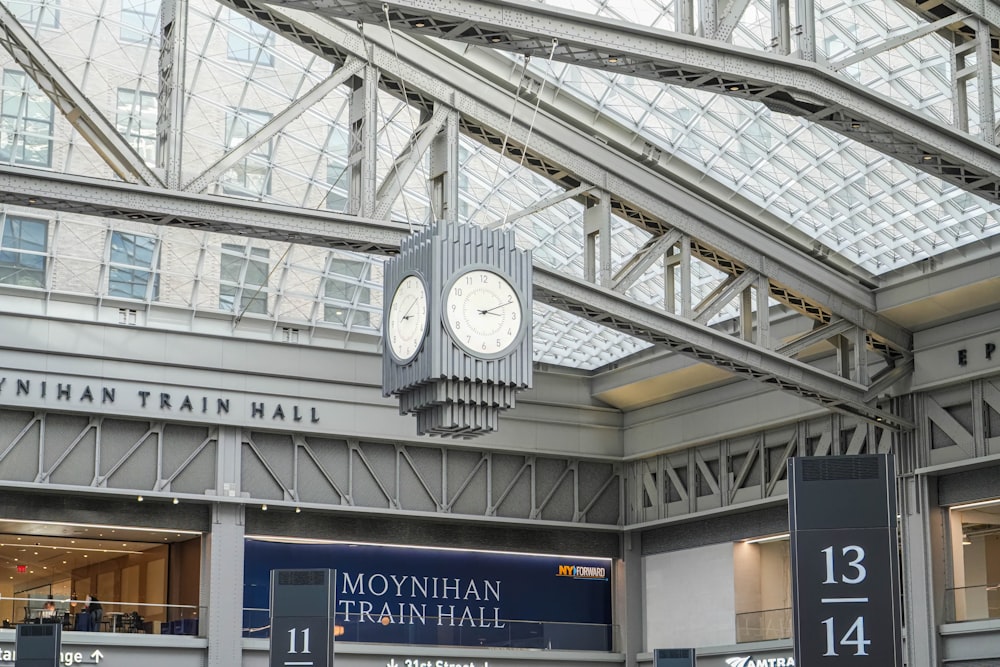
<box><xmin>734</xmin><ymin>535</ymin><xmax>792</xmax><ymax>643</ymax></box>
<box><xmin>0</xmin><ymin>520</ymin><xmax>201</xmax><ymax>634</ymax></box>
<box><xmin>947</xmin><ymin>499</ymin><xmax>1000</xmax><ymax>623</ymax></box>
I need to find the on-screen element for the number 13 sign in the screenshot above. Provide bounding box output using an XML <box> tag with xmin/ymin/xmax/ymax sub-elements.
<box><xmin>788</xmin><ymin>455</ymin><xmax>903</xmax><ymax>666</ymax></box>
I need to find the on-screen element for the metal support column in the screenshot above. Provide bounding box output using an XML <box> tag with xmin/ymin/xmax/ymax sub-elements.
<box><xmin>795</xmin><ymin>0</ymin><xmax>816</xmax><ymax>60</ymax></box>
<box><xmin>771</xmin><ymin>0</ymin><xmax>791</xmax><ymax>54</ymax></box>
<box><xmin>975</xmin><ymin>20</ymin><xmax>996</xmax><ymax>143</ymax></box>
<box><xmin>899</xmin><ymin>473</ymin><xmax>943</xmax><ymax>666</ymax></box>
<box><xmin>619</xmin><ymin>531</ymin><xmax>643</xmax><ymax>667</ymax></box>
<box><xmin>158</xmin><ymin>0</ymin><xmax>188</xmax><ymax>189</ymax></box>
<box><xmin>700</xmin><ymin>0</ymin><xmax>719</xmax><ymax>39</ymax></box>
<box><xmin>584</xmin><ymin>192</ymin><xmax>612</xmax><ymax>287</ymax></box>
<box><xmin>204</xmin><ymin>425</ymin><xmax>245</xmax><ymax>667</ymax></box>
<box><xmin>204</xmin><ymin>502</ymin><xmax>246</xmax><ymax>667</ymax></box>
<box><xmin>428</xmin><ymin>107</ymin><xmax>461</xmax><ymax>223</ymax></box>
<box><xmin>756</xmin><ymin>274</ymin><xmax>771</xmax><ymax>348</ymax></box>
<box><xmin>348</xmin><ymin>65</ymin><xmax>378</xmax><ymax>217</ymax></box>
<box><xmin>677</xmin><ymin>0</ymin><xmax>695</xmax><ymax>35</ymax></box>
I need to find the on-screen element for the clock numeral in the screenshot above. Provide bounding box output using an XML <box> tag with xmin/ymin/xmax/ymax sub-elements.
<box><xmin>453</xmin><ymin>321</ymin><xmax>460</xmax><ymax>330</ymax></box>
<box><xmin>480</xmin><ymin>274</ymin><xmax>488</xmax><ymax>283</ymax></box>
<box><xmin>454</xmin><ymin>287</ymin><xmax>463</xmax><ymax>296</ymax></box>
<box><xmin>511</xmin><ymin>312</ymin><xmax>517</xmax><ymax>321</ymax></box>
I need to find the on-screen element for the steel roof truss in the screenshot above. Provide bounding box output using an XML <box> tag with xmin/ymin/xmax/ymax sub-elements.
<box><xmin>0</xmin><ymin>3</ymin><xmax>163</xmax><ymax>187</ymax></box>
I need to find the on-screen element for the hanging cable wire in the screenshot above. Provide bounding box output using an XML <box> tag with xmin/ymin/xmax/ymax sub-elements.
<box><xmin>498</xmin><ymin>37</ymin><xmax>560</xmax><ymax>230</ymax></box>
<box><xmin>380</xmin><ymin>4</ymin><xmax>438</xmax><ymax>230</ymax></box>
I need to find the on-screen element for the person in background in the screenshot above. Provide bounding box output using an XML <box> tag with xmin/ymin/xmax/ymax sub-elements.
<box><xmin>85</xmin><ymin>595</ymin><xmax>103</xmax><ymax>631</ymax></box>
<box><xmin>40</xmin><ymin>600</ymin><xmax>57</xmax><ymax>622</ymax></box>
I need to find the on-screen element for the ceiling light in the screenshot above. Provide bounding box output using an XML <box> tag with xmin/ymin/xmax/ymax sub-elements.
<box><xmin>261</xmin><ymin>504</ymin><xmax>268</xmax><ymax>511</ymax></box>
<box><xmin>414</xmin><ymin>21</ymin><xmax>425</xmax><ymax>28</ymax></box>
<box><xmin>744</xmin><ymin>533</ymin><xmax>791</xmax><ymax>544</ymax></box>
<box><xmin>137</xmin><ymin>496</ymin><xmax>143</xmax><ymax>502</ymax></box>
<box><xmin>172</xmin><ymin>498</ymin><xmax>179</xmax><ymax>504</ymax></box>
<box><xmin>951</xmin><ymin>498</ymin><xmax>1000</xmax><ymax>511</ymax></box>
<box><xmin>729</xmin><ymin>85</ymin><xmax>740</xmax><ymax>91</ymax></box>
<box><xmin>295</xmin><ymin>507</ymin><xmax>301</xmax><ymax>514</ymax></box>
<box><xmin>962</xmin><ymin>534</ymin><xmax>972</xmax><ymax>545</ymax></box>
<box><xmin>489</xmin><ymin>36</ymin><xmax>502</xmax><ymax>43</ymax></box>
<box><xmin>607</xmin><ymin>57</ymin><xmax>618</xmax><ymax>64</ymax></box>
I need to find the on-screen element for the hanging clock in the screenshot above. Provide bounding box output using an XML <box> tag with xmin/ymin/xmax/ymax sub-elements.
<box><xmin>442</xmin><ymin>267</ymin><xmax>526</xmax><ymax>358</ymax></box>
<box><xmin>385</xmin><ymin>272</ymin><xmax>429</xmax><ymax>363</ymax></box>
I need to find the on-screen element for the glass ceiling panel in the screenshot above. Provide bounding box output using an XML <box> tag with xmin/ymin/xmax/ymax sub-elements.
<box><xmin>7</xmin><ymin>0</ymin><xmax>998</xmax><ymax>372</ymax></box>
<box><xmin>525</xmin><ymin>0</ymin><xmax>1000</xmax><ymax>275</ymax></box>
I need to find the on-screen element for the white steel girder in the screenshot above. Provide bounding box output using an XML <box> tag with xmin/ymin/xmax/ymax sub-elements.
<box><xmin>0</xmin><ymin>164</ymin><xmax>910</xmax><ymax>429</ymax></box>
<box><xmin>271</xmin><ymin>0</ymin><xmax>1000</xmax><ymax>203</ymax></box>
<box><xmin>0</xmin><ymin>3</ymin><xmax>163</xmax><ymax>187</ymax></box>
<box><xmin>218</xmin><ymin>0</ymin><xmax>913</xmax><ymax>358</ymax></box>
<box><xmin>159</xmin><ymin>0</ymin><xmax>189</xmax><ymax>188</ymax></box>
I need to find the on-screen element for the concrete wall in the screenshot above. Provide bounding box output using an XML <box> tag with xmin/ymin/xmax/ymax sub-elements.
<box><xmin>642</xmin><ymin>543</ymin><xmax>735</xmax><ymax>650</ymax></box>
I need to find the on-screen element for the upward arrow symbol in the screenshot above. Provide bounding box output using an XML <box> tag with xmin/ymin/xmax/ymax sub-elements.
<box><xmin>90</xmin><ymin>650</ymin><xmax>104</xmax><ymax>663</ymax></box>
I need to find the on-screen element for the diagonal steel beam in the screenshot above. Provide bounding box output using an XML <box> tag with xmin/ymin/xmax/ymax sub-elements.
<box><xmin>276</xmin><ymin>0</ymin><xmax>1000</xmax><ymax>206</ymax></box>
<box><xmin>184</xmin><ymin>57</ymin><xmax>365</xmax><ymax>193</ymax></box>
<box><xmin>533</xmin><ymin>267</ymin><xmax>912</xmax><ymax>430</ymax></box>
<box><xmin>0</xmin><ymin>3</ymin><xmax>163</xmax><ymax>186</ymax></box>
<box><xmin>373</xmin><ymin>102</ymin><xmax>449</xmax><ymax>219</ymax></box>
<box><xmin>488</xmin><ymin>182</ymin><xmax>594</xmax><ymax>230</ymax></box>
<box><xmin>612</xmin><ymin>229</ymin><xmax>683</xmax><ymax>292</ymax></box>
<box><xmin>219</xmin><ymin>0</ymin><xmax>912</xmax><ymax>357</ymax></box>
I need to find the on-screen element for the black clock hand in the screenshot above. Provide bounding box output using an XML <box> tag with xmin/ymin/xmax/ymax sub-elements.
<box><xmin>401</xmin><ymin>296</ymin><xmax>420</xmax><ymax>320</ymax></box>
<box><xmin>478</xmin><ymin>298</ymin><xmax>513</xmax><ymax>315</ymax></box>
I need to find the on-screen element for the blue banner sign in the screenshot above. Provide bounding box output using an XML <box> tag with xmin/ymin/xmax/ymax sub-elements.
<box><xmin>244</xmin><ymin>540</ymin><xmax>612</xmax><ymax>650</ymax></box>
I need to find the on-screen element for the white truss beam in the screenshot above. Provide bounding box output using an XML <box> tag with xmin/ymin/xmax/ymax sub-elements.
<box><xmin>219</xmin><ymin>0</ymin><xmax>912</xmax><ymax>357</ymax></box>
<box><xmin>185</xmin><ymin>58</ymin><xmax>365</xmax><ymax>193</ymax></box>
<box><xmin>0</xmin><ymin>4</ymin><xmax>163</xmax><ymax>187</ymax></box>
<box><xmin>533</xmin><ymin>267</ymin><xmax>912</xmax><ymax>430</ymax></box>
<box><xmin>1</xmin><ymin>163</ymin><xmax>909</xmax><ymax>427</ymax></box>
<box><xmin>275</xmin><ymin>0</ymin><xmax>1000</xmax><ymax>205</ymax></box>
<box><xmin>374</xmin><ymin>102</ymin><xmax>449</xmax><ymax>219</ymax></box>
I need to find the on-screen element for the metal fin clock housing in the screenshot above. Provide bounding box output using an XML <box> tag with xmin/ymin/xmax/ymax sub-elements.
<box><xmin>382</xmin><ymin>221</ymin><xmax>533</xmax><ymax>438</ymax></box>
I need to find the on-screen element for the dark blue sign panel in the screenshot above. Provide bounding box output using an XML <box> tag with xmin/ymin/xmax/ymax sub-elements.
<box><xmin>269</xmin><ymin>569</ymin><xmax>335</xmax><ymax>667</ymax></box>
<box><xmin>789</xmin><ymin>454</ymin><xmax>903</xmax><ymax>667</ymax></box>
<box><xmin>244</xmin><ymin>540</ymin><xmax>612</xmax><ymax>650</ymax></box>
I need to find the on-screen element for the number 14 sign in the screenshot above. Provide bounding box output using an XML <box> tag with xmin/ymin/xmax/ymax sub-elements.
<box><xmin>788</xmin><ymin>455</ymin><xmax>903</xmax><ymax>666</ymax></box>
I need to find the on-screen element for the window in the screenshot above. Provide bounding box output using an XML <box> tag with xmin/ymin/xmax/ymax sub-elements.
<box><xmin>948</xmin><ymin>500</ymin><xmax>1000</xmax><ymax>622</ymax></box>
<box><xmin>220</xmin><ymin>243</ymin><xmax>269</xmax><ymax>315</ymax></box>
<box><xmin>7</xmin><ymin>0</ymin><xmax>60</xmax><ymax>28</ymax></box>
<box><xmin>109</xmin><ymin>231</ymin><xmax>158</xmax><ymax>299</ymax></box>
<box><xmin>324</xmin><ymin>257</ymin><xmax>371</xmax><ymax>327</ymax></box>
<box><xmin>1</xmin><ymin>70</ymin><xmax>55</xmax><ymax>167</ymax></box>
<box><xmin>116</xmin><ymin>89</ymin><xmax>157</xmax><ymax>165</ymax></box>
<box><xmin>223</xmin><ymin>109</ymin><xmax>272</xmax><ymax>197</ymax></box>
<box><xmin>0</xmin><ymin>215</ymin><xmax>47</xmax><ymax>288</ymax></box>
<box><xmin>227</xmin><ymin>13</ymin><xmax>275</xmax><ymax>66</ymax></box>
<box><xmin>121</xmin><ymin>0</ymin><xmax>159</xmax><ymax>44</ymax></box>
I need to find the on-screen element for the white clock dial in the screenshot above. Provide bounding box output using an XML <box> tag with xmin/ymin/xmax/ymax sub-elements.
<box><xmin>386</xmin><ymin>274</ymin><xmax>428</xmax><ymax>362</ymax></box>
<box><xmin>444</xmin><ymin>269</ymin><xmax>524</xmax><ymax>356</ymax></box>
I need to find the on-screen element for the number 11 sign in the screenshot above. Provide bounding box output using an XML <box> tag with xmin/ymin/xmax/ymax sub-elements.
<box><xmin>269</xmin><ymin>569</ymin><xmax>336</xmax><ymax>667</ymax></box>
<box><xmin>788</xmin><ymin>454</ymin><xmax>903</xmax><ymax>666</ymax></box>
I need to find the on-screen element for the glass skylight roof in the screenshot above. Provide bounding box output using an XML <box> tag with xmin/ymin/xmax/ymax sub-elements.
<box><xmin>1</xmin><ymin>0</ymin><xmax>998</xmax><ymax>371</ymax></box>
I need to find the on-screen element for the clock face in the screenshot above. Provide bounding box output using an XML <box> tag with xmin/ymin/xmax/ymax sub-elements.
<box><xmin>386</xmin><ymin>274</ymin><xmax>428</xmax><ymax>363</ymax></box>
<box><xmin>444</xmin><ymin>269</ymin><xmax>524</xmax><ymax>357</ymax></box>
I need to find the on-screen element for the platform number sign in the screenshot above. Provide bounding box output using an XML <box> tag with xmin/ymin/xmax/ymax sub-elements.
<box><xmin>269</xmin><ymin>569</ymin><xmax>336</xmax><ymax>667</ymax></box>
<box><xmin>788</xmin><ymin>455</ymin><xmax>903</xmax><ymax>666</ymax></box>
